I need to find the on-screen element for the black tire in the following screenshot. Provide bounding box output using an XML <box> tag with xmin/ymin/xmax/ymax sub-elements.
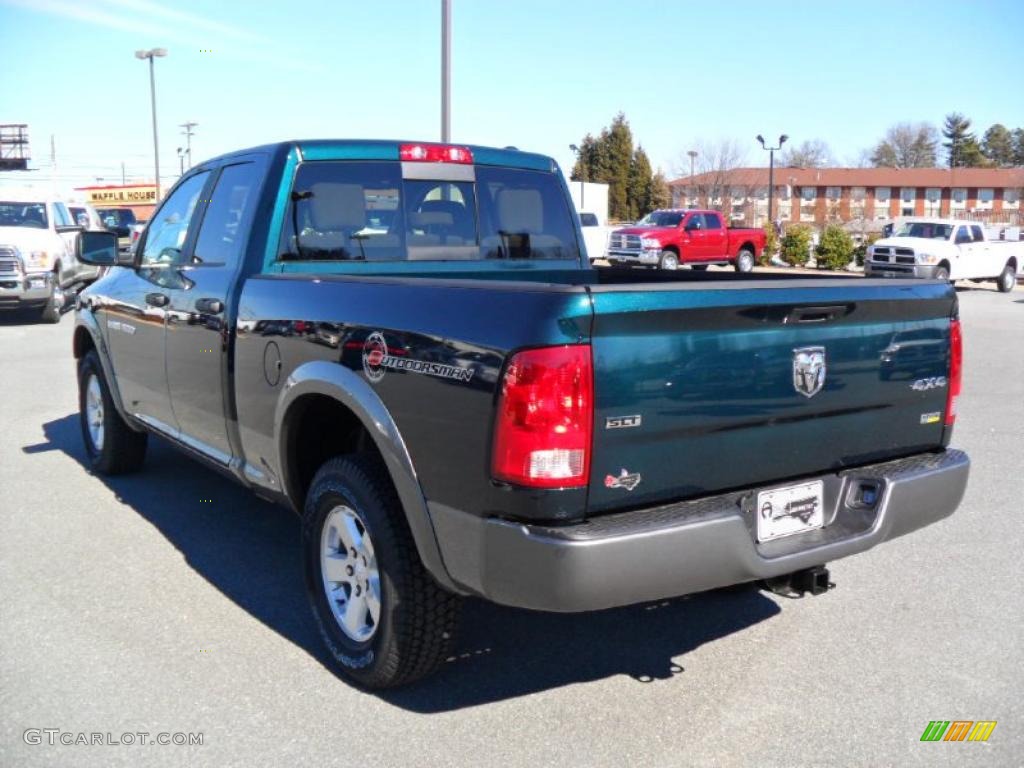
<box><xmin>934</xmin><ymin>266</ymin><xmax>950</xmax><ymax>282</ymax></box>
<box><xmin>78</xmin><ymin>350</ymin><xmax>148</xmax><ymax>474</ymax></box>
<box><xmin>658</xmin><ymin>250</ymin><xmax>679</xmax><ymax>270</ymax></box>
<box><xmin>39</xmin><ymin>273</ymin><xmax>62</xmax><ymax>323</ymax></box>
<box><xmin>690</xmin><ymin>264</ymin><xmax>708</xmax><ymax>271</ymax></box>
<box><xmin>303</xmin><ymin>455</ymin><xmax>460</xmax><ymax>689</ymax></box>
<box><xmin>735</xmin><ymin>249</ymin><xmax>755</xmax><ymax>273</ymax></box>
<box><xmin>996</xmin><ymin>263</ymin><xmax>1015</xmax><ymax>293</ymax></box>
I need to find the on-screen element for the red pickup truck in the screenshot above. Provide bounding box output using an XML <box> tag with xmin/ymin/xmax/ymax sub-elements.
<box><xmin>606</xmin><ymin>209</ymin><xmax>766</xmax><ymax>272</ymax></box>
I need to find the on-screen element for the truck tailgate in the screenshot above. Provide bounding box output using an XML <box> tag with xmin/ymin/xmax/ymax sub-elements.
<box><xmin>587</xmin><ymin>280</ymin><xmax>956</xmax><ymax>513</ymax></box>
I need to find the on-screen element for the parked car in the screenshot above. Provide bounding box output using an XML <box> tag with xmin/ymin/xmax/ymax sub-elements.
<box><xmin>607</xmin><ymin>209</ymin><xmax>766</xmax><ymax>271</ymax></box>
<box><xmin>0</xmin><ymin>191</ymin><xmax>101</xmax><ymax>322</ymax></box>
<box><xmin>578</xmin><ymin>210</ymin><xmax>612</xmax><ymax>261</ymax></box>
<box><xmin>67</xmin><ymin>202</ymin><xmax>107</xmax><ymax>231</ymax></box>
<box><xmin>865</xmin><ymin>218</ymin><xmax>1020</xmax><ymax>292</ymax></box>
<box><xmin>73</xmin><ymin>139</ymin><xmax>968</xmax><ymax>689</ymax></box>
<box><xmin>96</xmin><ymin>207</ymin><xmax>140</xmax><ymax>252</ymax></box>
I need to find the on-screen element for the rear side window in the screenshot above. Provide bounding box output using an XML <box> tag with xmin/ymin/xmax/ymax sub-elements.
<box><xmin>278</xmin><ymin>161</ymin><xmax>579</xmax><ymax>262</ymax></box>
<box><xmin>970</xmin><ymin>225</ymin><xmax>984</xmax><ymax>242</ymax></box>
<box><xmin>579</xmin><ymin>212</ymin><xmax>599</xmax><ymax>227</ymax></box>
<box><xmin>704</xmin><ymin>212</ymin><xmax>723</xmax><ymax>229</ymax></box>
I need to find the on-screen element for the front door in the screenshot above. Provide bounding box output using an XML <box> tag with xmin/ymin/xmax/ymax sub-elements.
<box><xmin>105</xmin><ymin>171</ymin><xmax>211</xmax><ymax>435</ymax></box>
<box><xmin>164</xmin><ymin>160</ymin><xmax>265</xmax><ymax>463</ymax></box>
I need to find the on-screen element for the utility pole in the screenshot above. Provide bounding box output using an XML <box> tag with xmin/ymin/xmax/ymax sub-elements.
<box><xmin>687</xmin><ymin>150</ymin><xmax>697</xmax><ymax>206</ymax></box>
<box><xmin>50</xmin><ymin>134</ymin><xmax>56</xmax><ymax>194</ymax></box>
<box><xmin>179</xmin><ymin>121</ymin><xmax>197</xmax><ymax>168</ymax></box>
<box><xmin>441</xmin><ymin>0</ymin><xmax>451</xmax><ymax>142</ymax></box>
<box><xmin>121</xmin><ymin>161</ymin><xmax>126</xmax><ymax>186</ymax></box>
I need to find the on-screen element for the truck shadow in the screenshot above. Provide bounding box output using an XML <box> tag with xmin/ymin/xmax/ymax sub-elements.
<box><xmin>28</xmin><ymin>413</ymin><xmax>781</xmax><ymax>713</ymax></box>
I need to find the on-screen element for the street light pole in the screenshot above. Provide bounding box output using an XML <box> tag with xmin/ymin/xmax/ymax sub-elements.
<box><xmin>756</xmin><ymin>133</ymin><xmax>788</xmax><ymax>226</ymax></box>
<box><xmin>136</xmin><ymin>48</ymin><xmax>168</xmax><ymax>200</ymax></box>
<box><xmin>441</xmin><ymin>0</ymin><xmax>451</xmax><ymax>142</ymax></box>
<box><xmin>687</xmin><ymin>149</ymin><xmax>698</xmax><ymax>206</ymax></box>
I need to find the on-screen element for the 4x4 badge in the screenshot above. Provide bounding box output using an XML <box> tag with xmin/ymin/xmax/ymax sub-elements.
<box><xmin>605</xmin><ymin>469</ymin><xmax>641</xmax><ymax>491</ymax></box>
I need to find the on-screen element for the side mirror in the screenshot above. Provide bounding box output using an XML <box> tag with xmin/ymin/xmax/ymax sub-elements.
<box><xmin>76</xmin><ymin>230</ymin><xmax>122</xmax><ymax>266</ymax></box>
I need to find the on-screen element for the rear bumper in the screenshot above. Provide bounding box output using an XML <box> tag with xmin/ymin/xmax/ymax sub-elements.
<box><xmin>429</xmin><ymin>450</ymin><xmax>969</xmax><ymax>612</ymax></box>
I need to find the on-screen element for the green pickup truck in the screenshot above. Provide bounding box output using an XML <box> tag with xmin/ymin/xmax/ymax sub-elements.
<box><xmin>72</xmin><ymin>140</ymin><xmax>969</xmax><ymax>688</ymax></box>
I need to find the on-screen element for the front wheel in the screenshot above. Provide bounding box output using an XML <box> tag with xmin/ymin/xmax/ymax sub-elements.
<box><xmin>735</xmin><ymin>249</ymin><xmax>755</xmax><ymax>273</ymax></box>
<box><xmin>78</xmin><ymin>350</ymin><xmax>148</xmax><ymax>474</ymax></box>
<box><xmin>38</xmin><ymin>274</ymin><xmax>63</xmax><ymax>323</ymax></box>
<box><xmin>303</xmin><ymin>456</ymin><xmax>461</xmax><ymax>689</ymax></box>
<box><xmin>658</xmin><ymin>250</ymin><xmax>679</xmax><ymax>270</ymax></box>
<box><xmin>996</xmin><ymin>263</ymin><xmax>1015</xmax><ymax>293</ymax></box>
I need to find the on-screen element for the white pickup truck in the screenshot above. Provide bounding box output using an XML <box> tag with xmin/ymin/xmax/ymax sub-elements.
<box><xmin>866</xmin><ymin>218</ymin><xmax>1021</xmax><ymax>292</ymax></box>
<box><xmin>0</xmin><ymin>191</ymin><xmax>102</xmax><ymax>322</ymax></box>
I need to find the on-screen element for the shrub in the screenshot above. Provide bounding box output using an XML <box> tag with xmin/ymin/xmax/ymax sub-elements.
<box><xmin>780</xmin><ymin>224</ymin><xmax>814</xmax><ymax>267</ymax></box>
<box><xmin>815</xmin><ymin>224</ymin><xmax>856</xmax><ymax>271</ymax></box>
<box><xmin>853</xmin><ymin>233</ymin><xmax>881</xmax><ymax>266</ymax></box>
<box><xmin>760</xmin><ymin>221</ymin><xmax>778</xmax><ymax>266</ymax></box>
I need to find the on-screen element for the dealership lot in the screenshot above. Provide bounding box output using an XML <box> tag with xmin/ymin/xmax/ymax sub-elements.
<box><xmin>0</xmin><ymin>285</ymin><xmax>1021</xmax><ymax>767</ymax></box>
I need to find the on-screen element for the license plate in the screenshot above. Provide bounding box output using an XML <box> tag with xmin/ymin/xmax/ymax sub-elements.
<box><xmin>756</xmin><ymin>480</ymin><xmax>824</xmax><ymax>542</ymax></box>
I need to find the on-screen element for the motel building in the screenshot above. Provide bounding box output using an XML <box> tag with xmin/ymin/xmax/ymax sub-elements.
<box><xmin>670</xmin><ymin>167</ymin><xmax>1024</xmax><ymax>231</ymax></box>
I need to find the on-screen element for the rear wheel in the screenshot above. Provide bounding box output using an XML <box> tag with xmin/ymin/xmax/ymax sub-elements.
<box><xmin>658</xmin><ymin>250</ymin><xmax>679</xmax><ymax>270</ymax></box>
<box><xmin>735</xmin><ymin>249</ymin><xmax>755</xmax><ymax>273</ymax></box>
<box><xmin>78</xmin><ymin>350</ymin><xmax>148</xmax><ymax>474</ymax></box>
<box><xmin>303</xmin><ymin>455</ymin><xmax>460</xmax><ymax>689</ymax></box>
<box><xmin>996</xmin><ymin>263</ymin><xmax>1015</xmax><ymax>293</ymax></box>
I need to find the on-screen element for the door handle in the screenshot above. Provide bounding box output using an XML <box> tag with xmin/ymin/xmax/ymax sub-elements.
<box><xmin>195</xmin><ymin>297</ymin><xmax>224</xmax><ymax>314</ymax></box>
<box><xmin>145</xmin><ymin>292</ymin><xmax>169</xmax><ymax>307</ymax></box>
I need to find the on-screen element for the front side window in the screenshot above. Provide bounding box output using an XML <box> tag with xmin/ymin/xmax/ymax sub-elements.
<box><xmin>52</xmin><ymin>203</ymin><xmax>73</xmax><ymax>227</ymax></box>
<box><xmin>279</xmin><ymin>161</ymin><xmax>579</xmax><ymax>262</ymax></box>
<box><xmin>141</xmin><ymin>172</ymin><xmax>210</xmax><ymax>265</ymax></box>
<box><xmin>955</xmin><ymin>226</ymin><xmax>971</xmax><ymax>244</ymax></box>
<box><xmin>970</xmin><ymin>225</ymin><xmax>984</xmax><ymax>242</ymax></box>
<box><xmin>0</xmin><ymin>201</ymin><xmax>48</xmax><ymax>228</ymax></box>
<box><xmin>192</xmin><ymin>163</ymin><xmax>261</xmax><ymax>268</ymax></box>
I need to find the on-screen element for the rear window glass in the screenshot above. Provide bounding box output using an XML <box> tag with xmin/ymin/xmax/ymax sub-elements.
<box><xmin>579</xmin><ymin>212</ymin><xmax>599</xmax><ymax>227</ymax></box>
<box><xmin>278</xmin><ymin>161</ymin><xmax>579</xmax><ymax>262</ymax></box>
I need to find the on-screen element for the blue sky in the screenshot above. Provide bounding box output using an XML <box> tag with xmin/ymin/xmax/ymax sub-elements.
<box><xmin>1</xmin><ymin>0</ymin><xmax>1022</xmax><ymax>194</ymax></box>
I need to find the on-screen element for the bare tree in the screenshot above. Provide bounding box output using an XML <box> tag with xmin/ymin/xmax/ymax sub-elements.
<box><xmin>871</xmin><ymin>122</ymin><xmax>939</xmax><ymax>168</ymax></box>
<box><xmin>674</xmin><ymin>138</ymin><xmax>750</xmax><ymax>211</ymax></box>
<box><xmin>779</xmin><ymin>139</ymin><xmax>833</xmax><ymax>168</ymax></box>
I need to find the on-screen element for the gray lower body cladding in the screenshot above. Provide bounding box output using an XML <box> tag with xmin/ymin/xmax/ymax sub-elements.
<box><xmin>429</xmin><ymin>449</ymin><xmax>969</xmax><ymax>611</ymax></box>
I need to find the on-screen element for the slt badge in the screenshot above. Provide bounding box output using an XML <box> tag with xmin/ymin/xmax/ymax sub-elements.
<box><xmin>792</xmin><ymin>346</ymin><xmax>826</xmax><ymax>398</ymax></box>
<box><xmin>605</xmin><ymin>469</ymin><xmax>642</xmax><ymax>491</ymax></box>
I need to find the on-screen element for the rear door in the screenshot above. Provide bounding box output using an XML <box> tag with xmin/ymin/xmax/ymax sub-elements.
<box><xmin>701</xmin><ymin>211</ymin><xmax>728</xmax><ymax>260</ymax></box>
<box><xmin>164</xmin><ymin>160</ymin><xmax>265</xmax><ymax>463</ymax></box>
<box><xmin>586</xmin><ymin>279</ymin><xmax>955</xmax><ymax>513</ymax></box>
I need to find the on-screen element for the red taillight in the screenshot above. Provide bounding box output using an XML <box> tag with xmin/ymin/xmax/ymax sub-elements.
<box><xmin>946</xmin><ymin>318</ymin><xmax>962</xmax><ymax>426</ymax></box>
<box><xmin>399</xmin><ymin>143</ymin><xmax>473</xmax><ymax>164</ymax></box>
<box><xmin>491</xmin><ymin>345</ymin><xmax>593</xmax><ymax>488</ymax></box>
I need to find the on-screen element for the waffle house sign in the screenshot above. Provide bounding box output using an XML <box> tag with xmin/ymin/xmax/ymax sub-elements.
<box><xmin>81</xmin><ymin>185</ymin><xmax>158</xmax><ymax>205</ymax></box>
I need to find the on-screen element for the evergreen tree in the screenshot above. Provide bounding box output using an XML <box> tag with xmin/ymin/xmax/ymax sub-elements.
<box><xmin>603</xmin><ymin>113</ymin><xmax>635</xmax><ymax>221</ymax></box>
<box><xmin>627</xmin><ymin>145</ymin><xmax>653</xmax><ymax>220</ymax></box>
<box><xmin>1014</xmin><ymin>128</ymin><xmax>1024</xmax><ymax>166</ymax></box>
<box><xmin>982</xmin><ymin>124</ymin><xmax>1016</xmax><ymax>166</ymax></box>
<box><xmin>943</xmin><ymin>113</ymin><xmax>985</xmax><ymax>167</ymax></box>
<box><xmin>649</xmin><ymin>170</ymin><xmax>671</xmax><ymax>210</ymax></box>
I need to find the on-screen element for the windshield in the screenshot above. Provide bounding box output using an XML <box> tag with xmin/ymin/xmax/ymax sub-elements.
<box><xmin>0</xmin><ymin>201</ymin><xmax>48</xmax><ymax>229</ymax></box>
<box><xmin>280</xmin><ymin>161</ymin><xmax>580</xmax><ymax>262</ymax></box>
<box><xmin>638</xmin><ymin>210</ymin><xmax>683</xmax><ymax>227</ymax></box>
<box><xmin>894</xmin><ymin>222</ymin><xmax>953</xmax><ymax>240</ymax></box>
<box><xmin>97</xmin><ymin>208</ymin><xmax>137</xmax><ymax>227</ymax></box>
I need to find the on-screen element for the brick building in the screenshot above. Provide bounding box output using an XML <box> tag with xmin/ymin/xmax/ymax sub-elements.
<box><xmin>669</xmin><ymin>167</ymin><xmax>1024</xmax><ymax>230</ymax></box>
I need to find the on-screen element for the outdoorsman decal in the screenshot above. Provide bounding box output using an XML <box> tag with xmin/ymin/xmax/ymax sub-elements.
<box><xmin>362</xmin><ymin>331</ymin><xmax>474</xmax><ymax>384</ymax></box>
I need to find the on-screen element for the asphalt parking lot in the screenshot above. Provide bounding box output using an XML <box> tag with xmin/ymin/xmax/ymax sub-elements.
<box><xmin>1</xmin><ymin>283</ymin><xmax>1021</xmax><ymax>768</ymax></box>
